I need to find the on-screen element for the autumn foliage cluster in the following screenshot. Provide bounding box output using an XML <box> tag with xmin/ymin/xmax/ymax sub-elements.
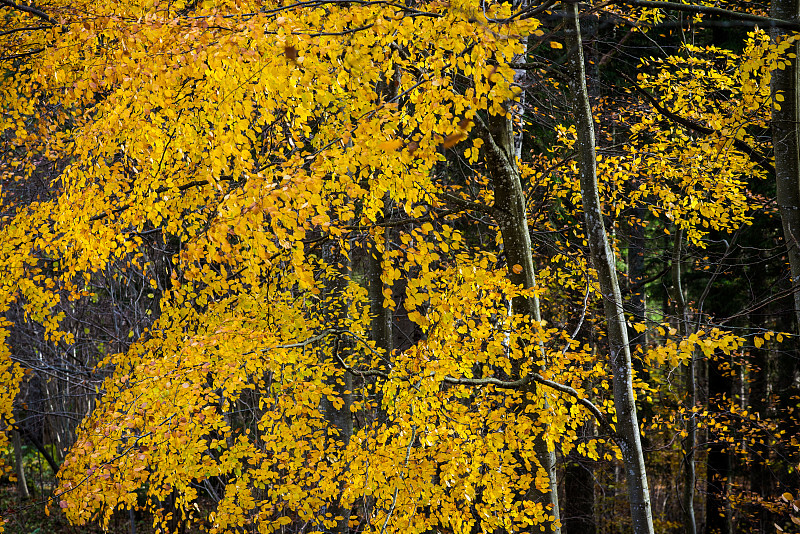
<box><xmin>1</xmin><ymin>0</ymin><xmax>800</xmax><ymax>532</ymax></box>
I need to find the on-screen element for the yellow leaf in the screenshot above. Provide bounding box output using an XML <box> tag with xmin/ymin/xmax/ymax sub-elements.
<box><xmin>754</xmin><ymin>337</ymin><xmax>763</xmax><ymax>349</ymax></box>
<box><xmin>379</xmin><ymin>139</ymin><xmax>403</xmax><ymax>151</ymax></box>
<box><xmin>550</xmin><ymin>41</ymin><xmax>563</xmax><ymax>49</ymax></box>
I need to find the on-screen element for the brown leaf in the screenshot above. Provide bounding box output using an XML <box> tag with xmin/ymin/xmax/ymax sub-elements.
<box><xmin>284</xmin><ymin>45</ymin><xmax>298</xmax><ymax>64</ymax></box>
<box><xmin>442</xmin><ymin>132</ymin><xmax>464</xmax><ymax>149</ymax></box>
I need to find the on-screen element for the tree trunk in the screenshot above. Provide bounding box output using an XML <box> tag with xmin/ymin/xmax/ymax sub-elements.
<box><xmin>565</xmin><ymin>5</ymin><xmax>654</xmax><ymax>534</ymax></box>
<box><xmin>704</xmin><ymin>357</ymin><xmax>733</xmax><ymax>534</ymax></box>
<box><xmin>12</xmin><ymin>428</ymin><xmax>30</xmax><ymax>500</ymax></box>
<box><xmin>483</xmin><ymin>108</ymin><xmax>560</xmax><ymax>533</ymax></box>
<box><xmin>563</xmin><ymin>422</ymin><xmax>596</xmax><ymax>534</ymax></box>
<box><xmin>368</xmin><ymin>222</ymin><xmax>393</xmax><ymax>432</ymax></box>
<box><xmin>772</xmin><ymin>0</ymin><xmax>800</xmax><ymax>333</ymax></box>
<box><xmin>368</xmin><ymin>226</ymin><xmax>393</xmax><ymax>362</ymax></box>
<box><xmin>627</xmin><ymin>208</ymin><xmax>647</xmax><ymax>361</ymax></box>
<box><xmin>323</xmin><ymin>243</ymin><xmax>354</xmax><ymax>534</ymax></box>
<box><xmin>671</xmin><ymin>229</ymin><xmax>697</xmax><ymax>534</ymax></box>
<box><xmin>770</xmin><ymin>0</ymin><xmax>800</xmax><ymax>506</ymax></box>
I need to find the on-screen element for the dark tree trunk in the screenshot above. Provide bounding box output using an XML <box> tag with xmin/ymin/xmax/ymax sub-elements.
<box><xmin>772</xmin><ymin>0</ymin><xmax>800</xmax><ymax>332</ymax></box>
<box><xmin>704</xmin><ymin>356</ymin><xmax>733</xmax><ymax>534</ymax></box>
<box><xmin>12</xmin><ymin>429</ymin><xmax>30</xmax><ymax>500</ymax></box>
<box><xmin>563</xmin><ymin>423</ymin><xmax>596</xmax><ymax>534</ymax></box>
<box><xmin>483</xmin><ymin>107</ymin><xmax>561</xmax><ymax>534</ymax></box>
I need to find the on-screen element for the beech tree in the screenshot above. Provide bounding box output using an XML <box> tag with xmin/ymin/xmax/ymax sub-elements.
<box><xmin>2</xmin><ymin>0</ymin><xmax>800</xmax><ymax>533</ymax></box>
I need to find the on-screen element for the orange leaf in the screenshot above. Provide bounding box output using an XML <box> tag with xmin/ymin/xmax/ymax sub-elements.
<box><xmin>443</xmin><ymin>133</ymin><xmax>464</xmax><ymax>149</ymax></box>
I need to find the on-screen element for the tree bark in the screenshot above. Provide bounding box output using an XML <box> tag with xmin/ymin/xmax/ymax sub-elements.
<box><xmin>483</xmin><ymin>108</ymin><xmax>561</xmax><ymax>533</ymax></box>
<box><xmin>368</xmin><ymin>226</ymin><xmax>393</xmax><ymax>362</ymax></box>
<box><xmin>627</xmin><ymin>208</ymin><xmax>647</xmax><ymax>362</ymax></box>
<box><xmin>671</xmin><ymin>229</ymin><xmax>697</xmax><ymax>534</ymax></box>
<box><xmin>565</xmin><ymin>5</ymin><xmax>654</xmax><ymax>534</ymax></box>
<box><xmin>563</xmin><ymin>423</ymin><xmax>596</xmax><ymax>534</ymax></box>
<box><xmin>12</xmin><ymin>428</ymin><xmax>30</xmax><ymax>500</ymax></box>
<box><xmin>704</xmin><ymin>357</ymin><xmax>733</xmax><ymax>534</ymax></box>
<box><xmin>772</xmin><ymin>0</ymin><xmax>800</xmax><ymax>333</ymax></box>
<box><xmin>322</xmin><ymin>243</ymin><xmax>354</xmax><ymax>534</ymax></box>
<box><xmin>770</xmin><ymin>0</ymin><xmax>800</xmax><ymax>511</ymax></box>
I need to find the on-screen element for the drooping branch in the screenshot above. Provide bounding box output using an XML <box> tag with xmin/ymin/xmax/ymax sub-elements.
<box><xmin>271</xmin><ymin>329</ymin><xmax>615</xmax><ymax>434</ymax></box>
<box><xmin>531</xmin><ymin>373</ymin><xmax>613</xmax><ymax>432</ymax></box>
<box><xmin>619</xmin><ymin>71</ymin><xmax>776</xmax><ymax>175</ymax></box>
<box><xmin>15</xmin><ymin>423</ymin><xmax>60</xmax><ymax>474</ymax></box>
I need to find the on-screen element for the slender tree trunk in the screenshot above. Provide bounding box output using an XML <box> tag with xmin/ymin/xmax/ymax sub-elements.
<box><xmin>704</xmin><ymin>358</ymin><xmax>733</xmax><ymax>534</ymax></box>
<box><xmin>129</xmin><ymin>507</ymin><xmax>138</xmax><ymax>534</ymax></box>
<box><xmin>748</xmin><ymin>308</ymin><xmax>776</xmax><ymax>532</ymax></box>
<box><xmin>671</xmin><ymin>229</ymin><xmax>697</xmax><ymax>534</ymax></box>
<box><xmin>371</xmin><ymin>68</ymin><xmax>397</xmax><ymax>378</ymax></box>
<box><xmin>565</xmin><ymin>5</ymin><xmax>654</xmax><ymax>534</ymax></box>
<box><xmin>563</xmin><ymin>422</ymin><xmax>596</xmax><ymax>534</ymax></box>
<box><xmin>772</xmin><ymin>0</ymin><xmax>800</xmax><ymax>332</ymax></box>
<box><xmin>627</xmin><ymin>208</ymin><xmax>647</xmax><ymax>360</ymax></box>
<box><xmin>368</xmin><ymin>222</ymin><xmax>393</xmax><ymax>432</ymax></box>
<box><xmin>483</xmin><ymin>109</ymin><xmax>560</xmax><ymax>533</ymax></box>
<box><xmin>12</xmin><ymin>428</ymin><xmax>30</xmax><ymax>500</ymax></box>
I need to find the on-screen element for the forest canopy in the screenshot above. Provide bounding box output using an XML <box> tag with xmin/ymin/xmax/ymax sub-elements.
<box><xmin>0</xmin><ymin>0</ymin><xmax>799</xmax><ymax>532</ymax></box>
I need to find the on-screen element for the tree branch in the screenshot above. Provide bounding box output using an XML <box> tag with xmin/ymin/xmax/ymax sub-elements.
<box><xmin>295</xmin><ymin>328</ymin><xmax>615</xmax><ymax>434</ymax></box>
<box><xmin>439</xmin><ymin>192</ymin><xmax>494</xmax><ymax>213</ymax></box>
<box><xmin>613</xmin><ymin>0</ymin><xmax>800</xmax><ymax>30</ymax></box>
<box><xmin>620</xmin><ymin>71</ymin><xmax>775</xmax><ymax>175</ymax></box>
<box><xmin>0</xmin><ymin>47</ymin><xmax>44</xmax><ymax>61</ymax></box>
<box><xmin>442</xmin><ymin>372</ymin><xmax>613</xmax><ymax>432</ymax></box>
<box><xmin>0</xmin><ymin>0</ymin><xmax>52</xmax><ymax>23</ymax></box>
